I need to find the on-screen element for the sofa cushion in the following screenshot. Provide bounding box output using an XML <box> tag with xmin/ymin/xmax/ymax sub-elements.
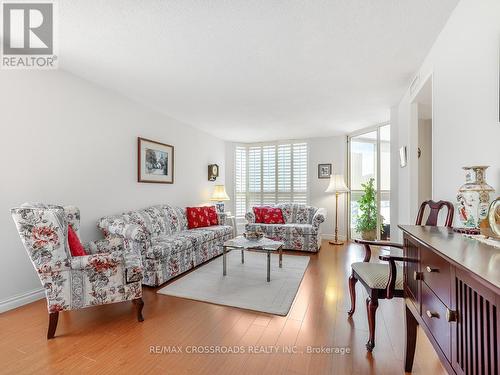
<box><xmin>161</xmin><ymin>205</ymin><xmax>188</xmax><ymax>233</ymax></box>
<box><xmin>122</xmin><ymin>207</ymin><xmax>173</xmax><ymax>237</ymax></box>
<box><xmin>190</xmin><ymin>225</ymin><xmax>233</xmax><ymax>238</ymax></box>
<box><xmin>275</xmin><ymin>204</ymin><xmax>317</xmax><ymax>224</ymax></box>
<box><xmin>150</xmin><ymin>231</ymin><xmax>204</xmax><ymax>259</ymax></box>
<box><xmin>246</xmin><ymin>223</ymin><xmax>317</xmax><ymax>236</ymax></box>
<box><xmin>142</xmin><ymin>206</ymin><xmax>169</xmax><ymax>237</ymax></box>
<box><xmin>99</xmin><ymin>205</ymin><xmax>188</xmax><ymax>239</ymax></box>
<box><xmin>148</xmin><ymin>225</ymin><xmax>232</xmax><ymax>259</ymax></box>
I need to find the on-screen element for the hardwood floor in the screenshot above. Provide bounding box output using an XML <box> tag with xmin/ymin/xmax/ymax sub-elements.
<box><xmin>0</xmin><ymin>241</ymin><xmax>447</xmax><ymax>374</ymax></box>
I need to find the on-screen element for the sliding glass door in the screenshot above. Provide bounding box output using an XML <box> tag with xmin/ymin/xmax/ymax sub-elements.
<box><xmin>348</xmin><ymin>124</ymin><xmax>391</xmax><ymax>240</ymax></box>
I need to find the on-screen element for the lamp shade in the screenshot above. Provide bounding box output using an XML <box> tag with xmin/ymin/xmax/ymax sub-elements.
<box><xmin>325</xmin><ymin>174</ymin><xmax>349</xmax><ymax>193</ymax></box>
<box><xmin>209</xmin><ymin>185</ymin><xmax>230</xmax><ymax>201</ymax></box>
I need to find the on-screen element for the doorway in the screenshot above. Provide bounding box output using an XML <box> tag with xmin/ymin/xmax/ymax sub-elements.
<box><xmin>348</xmin><ymin>123</ymin><xmax>391</xmax><ymax>240</ymax></box>
<box><xmin>413</xmin><ymin>77</ymin><xmax>433</xmax><ymax>207</ymax></box>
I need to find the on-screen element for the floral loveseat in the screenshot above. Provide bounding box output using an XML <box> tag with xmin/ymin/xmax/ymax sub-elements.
<box><xmin>98</xmin><ymin>205</ymin><xmax>234</xmax><ymax>287</ymax></box>
<box><xmin>245</xmin><ymin>203</ymin><xmax>327</xmax><ymax>252</ymax></box>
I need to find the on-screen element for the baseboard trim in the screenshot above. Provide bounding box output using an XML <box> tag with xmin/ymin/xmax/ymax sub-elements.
<box><xmin>0</xmin><ymin>288</ymin><xmax>45</xmax><ymax>313</ymax></box>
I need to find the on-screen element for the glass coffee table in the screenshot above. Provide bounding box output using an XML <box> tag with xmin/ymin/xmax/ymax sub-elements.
<box><xmin>222</xmin><ymin>236</ymin><xmax>284</xmax><ymax>282</ymax></box>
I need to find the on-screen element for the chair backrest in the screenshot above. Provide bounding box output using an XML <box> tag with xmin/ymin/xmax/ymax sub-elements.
<box><xmin>415</xmin><ymin>200</ymin><xmax>454</xmax><ymax>227</ymax></box>
<box><xmin>11</xmin><ymin>203</ymin><xmax>71</xmax><ymax>273</ymax></box>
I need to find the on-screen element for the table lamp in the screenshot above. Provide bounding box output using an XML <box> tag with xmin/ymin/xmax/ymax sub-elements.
<box><xmin>325</xmin><ymin>174</ymin><xmax>349</xmax><ymax>245</ymax></box>
<box><xmin>209</xmin><ymin>184</ymin><xmax>230</xmax><ymax>212</ymax></box>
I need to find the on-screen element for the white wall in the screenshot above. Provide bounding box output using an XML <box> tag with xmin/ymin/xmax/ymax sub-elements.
<box><xmin>224</xmin><ymin>136</ymin><xmax>347</xmax><ymax>240</ymax></box>
<box><xmin>308</xmin><ymin>136</ymin><xmax>348</xmax><ymax>240</ymax></box>
<box><xmin>393</xmin><ymin>0</ymin><xmax>500</xmax><ymax>236</ymax></box>
<box><xmin>0</xmin><ymin>70</ymin><xmax>225</xmax><ymax>310</ymax></box>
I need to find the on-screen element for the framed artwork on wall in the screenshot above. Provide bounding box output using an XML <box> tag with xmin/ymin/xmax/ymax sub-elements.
<box><xmin>318</xmin><ymin>163</ymin><xmax>332</xmax><ymax>179</ymax></box>
<box><xmin>138</xmin><ymin>137</ymin><xmax>174</xmax><ymax>184</ymax></box>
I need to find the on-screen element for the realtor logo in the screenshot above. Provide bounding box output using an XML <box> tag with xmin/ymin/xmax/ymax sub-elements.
<box><xmin>1</xmin><ymin>1</ymin><xmax>57</xmax><ymax>69</ymax></box>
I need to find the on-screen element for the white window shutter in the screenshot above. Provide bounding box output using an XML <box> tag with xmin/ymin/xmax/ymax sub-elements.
<box><xmin>234</xmin><ymin>142</ymin><xmax>308</xmax><ymax>218</ymax></box>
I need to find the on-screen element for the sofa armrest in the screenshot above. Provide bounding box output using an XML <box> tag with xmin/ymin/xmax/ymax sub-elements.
<box><xmin>312</xmin><ymin>208</ymin><xmax>327</xmax><ymax>232</ymax></box>
<box><xmin>245</xmin><ymin>210</ymin><xmax>256</xmax><ymax>223</ymax></box>
<box><xmin>70</xmin><ymin>252</ymin><xmax>123</xmax><ymax>270</ymax></box>
<box><xmin>70</xmin><ymin>248</ymin><xmax>143</xmax><ymax>283</ymax></box>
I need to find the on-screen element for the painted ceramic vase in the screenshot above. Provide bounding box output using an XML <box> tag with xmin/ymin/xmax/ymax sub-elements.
<box><xmin>456</xmin><ymin>166</ymin><xmax>495</xmax><ymax>228</ymax></box>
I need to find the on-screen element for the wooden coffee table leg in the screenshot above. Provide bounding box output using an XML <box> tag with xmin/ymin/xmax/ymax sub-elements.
<box><xmin>241</xmin><ymin>249</ymin><xmax>244</xmax><ymax>264</ymax></box>
<box><xmin>279</xmin><ymin>246</ymin><xmax>283</xmax><ymax>268</ymax></box>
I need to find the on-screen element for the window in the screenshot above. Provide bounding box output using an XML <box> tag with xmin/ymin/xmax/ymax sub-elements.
<box><xmin>234</xmin><ymin>142</ymin><xmax>308</xmax><ymax>218</ymax></box>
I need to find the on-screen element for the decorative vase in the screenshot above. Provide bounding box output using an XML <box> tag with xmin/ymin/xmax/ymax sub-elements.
<box><xmin>488</xmin><ymin>197</ymin><xmax>500</xmax><ymax>237</ymax></box>
<box><xmin>456</xmin><ymin>166</ymin><xmax>495</xmax><ymax>228</ymax></box>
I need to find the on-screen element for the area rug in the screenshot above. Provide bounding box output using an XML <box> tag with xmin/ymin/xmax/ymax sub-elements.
<box><xmin>157</xmin><ymin>251</ymin><xmax>310</xmax><ymax>316</ymax></box>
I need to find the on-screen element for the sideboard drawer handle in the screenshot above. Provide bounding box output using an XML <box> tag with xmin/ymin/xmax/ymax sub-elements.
<box><xmin>426</xmin><ymin>266</ymin><xmax>439</xmax><ymax>273</ymax></box>
<box><xmin>446</xmin><ymin>309</ymin><xmax>458</xmax><ymax>322</ymax></box>
<box><xmin>426</xmin><ymin>310</ymin><xmax>440</xmax><ymax>319</ymax></box>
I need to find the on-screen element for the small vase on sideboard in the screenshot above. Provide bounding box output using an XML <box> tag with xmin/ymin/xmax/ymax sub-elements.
<box><xmin>456</xmin><ymin>166</ymin><xmax>495</xmax><ymax>228</ymax></box>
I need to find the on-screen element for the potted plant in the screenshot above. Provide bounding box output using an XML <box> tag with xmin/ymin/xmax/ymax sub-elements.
<box><xmin>355</xmin><ymin>178</ymin><xmax>383</xmax><ymax>240</ymax></box>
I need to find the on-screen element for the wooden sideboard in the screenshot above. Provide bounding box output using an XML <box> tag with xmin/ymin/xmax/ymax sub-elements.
<box><xmin>399</xmin><ymin>225</ymin><xmax>499</xmax><ymax>375</ymax></box>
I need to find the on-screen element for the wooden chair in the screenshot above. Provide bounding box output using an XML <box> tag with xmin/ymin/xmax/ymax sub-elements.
<box><xmin>348</xmin><ymin>200</ymin><xmax>454</xmax><ymax>351</ymax></box>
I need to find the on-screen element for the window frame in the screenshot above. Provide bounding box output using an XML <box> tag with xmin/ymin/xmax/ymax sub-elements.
<box><xmin>233</xmin><ymin>140</ymin><xmax>310</xmax><ymax>219</ymax></box>
<box><xmin>347</xmin><ymin>122</ymin><xmax>391</xmax><ymax>240</ymax></box>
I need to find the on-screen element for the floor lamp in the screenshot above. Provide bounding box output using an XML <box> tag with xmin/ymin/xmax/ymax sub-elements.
<box><xmin>325</xmin><ymin>174</ymin><xmax>349</xmax><ymax>245</ymax></box>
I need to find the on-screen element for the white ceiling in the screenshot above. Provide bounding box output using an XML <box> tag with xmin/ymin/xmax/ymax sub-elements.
<box><xmin>59</xmin><ymin>0</ymin><xmax>458</xmax><ymax>142</ymax></box>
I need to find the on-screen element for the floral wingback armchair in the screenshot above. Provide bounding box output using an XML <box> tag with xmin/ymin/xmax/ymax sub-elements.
<box><xmin>11</xmin><ymin>203</ymin><xmax>144</xmax><ymax>339</ymax></box>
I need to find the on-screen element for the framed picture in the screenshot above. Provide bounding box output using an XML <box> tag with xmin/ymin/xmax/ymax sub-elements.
<box><xmin>399</xmin><ymin>146</ymin><xmax>407</xmax><ymax>168</ymax></box>
<box><xmin>138</xmin><ymin>137</ymin><xmax>174</xmax><ymax>184</ymax></box>
<box><xmin>318</xmin><ymin>163</ymin><xmax>332</xmax><ymax>179</ymax></box>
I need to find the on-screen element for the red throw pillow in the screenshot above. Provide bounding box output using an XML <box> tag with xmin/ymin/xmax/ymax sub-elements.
<box><xmin>68</xmin><ymin>225</ymin><xmax>87</xmax><ymax>257</ymax></box>
<box><xmin>253</xmin><ymin>206</ymin><xmax>285</xmax><ymax>224</ymax></box>
<box><xmin>207</xmin><ymin>206</ymin><xmax>219</xmax><ymax>226</ymax></box>
<box><xmin>187</xmin><ymin>207</ymin><xmax>213</xmax><ymax>229</ymax></box>
<box><xmin>253</xmin><ymin>206</ymin><xmax>266</xmax><ymax>223</ymax></box>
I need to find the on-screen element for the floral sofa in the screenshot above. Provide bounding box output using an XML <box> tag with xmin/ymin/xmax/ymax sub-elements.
<box><xmin>98</xmin><ymin>205</ymin><xmax>234</xmax><ymax>287</ymax></box>
<box><xmin>11</xmin><ymin>203</ymin><xmax>144</xmax><ymax>338</ymax></box>
<box><xmin>245</xmin><ymin>203</ymin><xmax>327</xmax><ymax>252</ymax></box>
